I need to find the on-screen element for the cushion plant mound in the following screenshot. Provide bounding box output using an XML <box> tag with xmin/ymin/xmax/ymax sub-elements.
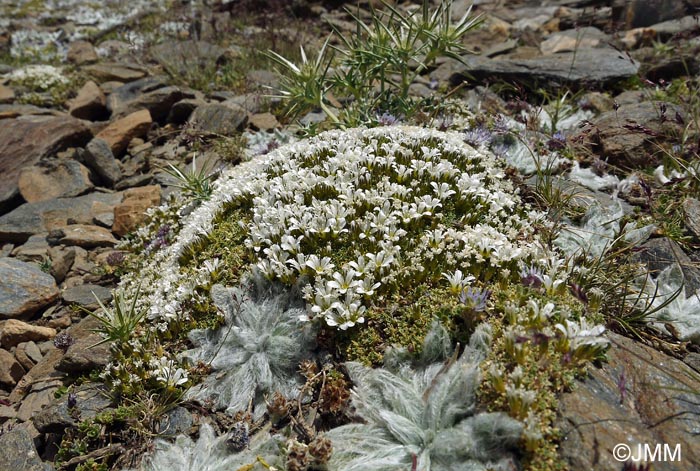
<box><xmin>122</xmin><ymin>126</ymin><xmax>542</xmax><ymax>332</ymax></box>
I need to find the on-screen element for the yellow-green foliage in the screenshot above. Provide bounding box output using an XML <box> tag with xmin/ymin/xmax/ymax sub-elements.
<box><xmin>479</xmin><ymin>283</ymin><xmax>594</xmax><ymax>471</ymax></box>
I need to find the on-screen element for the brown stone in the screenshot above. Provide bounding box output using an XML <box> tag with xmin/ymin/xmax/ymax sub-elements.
<box><xmin>68</xmin><ymin>80</ymin><xmax>107</xmax><ymax>121</ymax></box>
<box><xmin>56</xmin><ymin>224</ymin><xmax>118</xmax><ymax>248</ymax></box>
<box><xmin>0</xmin><ymin>319</ymin><xmax>56</xmax><ymax>348</ymax></box>
<box><xmin>96</xmin><ymin>109</ymin><xmax>152</xmax><ymax>156</ymax></box>
<box><xmin>112</xmin><ymin>184</ymin><xmax>161</xmax><ymax>237</ymax></box>
<box><xmin>18</xmin><ymin>160</ymin><xmax>94</xmax><ymax>203</ymax></box>
<box><xmin>84</xmin><ymin>63</ymin><xmax>146</xmax><ymax>83</ymax></box>
<box><xmin>0</xmin><ymin>84</ymin><xmax>14</xmax><ymax>104</ymax></box>
<box><xmin>67</xmin><ymin>40</ymin><xmax>98</xmax><ymax>64</ymax></box>
<box><xmin>0</xmin><ymin>349</ymin><xmax>25</xmax><ymax>387</ymax></box>
<box><xmin>14</xmin><ymin>342</ymin><xmax>40</xmax><ymax>371</ymax></box>
<box><xmin>249</xmin><ymin>112</ymin><xmax>279</xmax><ymax>131</ymax></box>
<box><xmin>0</xmin><ymin>115</ymin><xmax>92</xmax><ymax>211</ymax></box>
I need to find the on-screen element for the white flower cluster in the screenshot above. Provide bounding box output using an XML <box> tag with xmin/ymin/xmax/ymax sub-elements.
<box><xmin>5</xmin><ymin>64</ymin><xmax>68</xmax><ymax>90</ymax></box>
<box><xmin>121</xmin><ymin>127</ymin><xmax>540</xmax><ymax>331</ymax></box>
<box><xmin>243</xmin><ymin>127</ymin><xmax>539</xmax><ymax>329</ymax></box>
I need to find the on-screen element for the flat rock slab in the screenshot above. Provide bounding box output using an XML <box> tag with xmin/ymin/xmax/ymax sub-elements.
<box><xmin>0</xmin><ymin>115</ymin><xmax>92</xmax><ymax>212</ymax></box>
<box><xmin>435</xmin><ymin>47</ymin><xmax>640</xmax><ymax>88</ymax></box>
<box><xmin>54</xmin><ymin>224</ymin><xmax>118</xmax><ymax>248</ymax></box>
<box><xmin>84</xmin><ymin>63</ymin><xmax>147</xmax><ymax>83</ymax></box>
<box><xmin>0</xmin><ymin>258</ymin><xmax>59</xmax><ymax>320</ymax></box>
<box><xmin>18</xmin><ymin>160</ymin><xmax>94</xmax><ymax>204</ymax></box>
<box><xmin>0</xmin><ymin>192</ymin><xmax>123</xmax><ymax>244</ymax></box>
<box><xmin>557</xmin><ymin>333</ymin><xmax>700</xmax><ymax>470</ymax></box>
<box><xmin>0</xmin><ymin>319</ymin><xmax>56</xmax><ymax>348</ymax></box>
<box><xmin>62</xmin><ymin>284</ymin><xmax>112</xmax><ymax>309</ymax></box>
<box><xmin>0</xmin><ymin>423</ymin><xmax>52</xmax><ymax>471</ymax></box>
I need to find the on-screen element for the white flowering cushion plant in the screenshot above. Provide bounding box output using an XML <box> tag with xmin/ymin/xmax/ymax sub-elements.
<box><xmin>121</xmin><ymin>126</ymin><xmax>543</xmax><ymax>334</ymax></box>
<box><xmin>110</xmin><ymin>124</ymin><xmax>614</xmax><ymax>471</ymax></box>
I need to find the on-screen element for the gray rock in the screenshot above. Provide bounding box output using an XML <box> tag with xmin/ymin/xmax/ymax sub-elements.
<box><xmin>61</xmin><ymin>284</ymin><xmax>112</xmax><ymax>309</ymax></box>
<box><xmin>107</xmin><ymin>76</ymin><xmax>187</xmax><ymax>123</ymax></box>
<box><xmin>433</xmin><ymin>47</ymin><xmax>640</xmax><ymax>88</ymax></box>
<box><xmin>589</xmin><ymin>101</ymin><xmax>684</xmax><ymax>167</ymax></box>
<box><xmin>557</xmin><ymin>333</ymin><xmax>700</xmax><ymax>470</ymax></box>
<box><xmin>0</xmin><ymin>423</ymin><xmax>53</xmax><ymax>471</ymax></box>
<box><xmin>617</xmin><ymin>0</ymin><xmax>688</xmax><ymax>28</ymax></box>
<box><xmin>0</xmin><ymin>258</ymin><xmax>59</xmax><ymax>320</ymax></box>
<box><xmin>150</xmin><ymin>40</ymin><xmax>226</xmax><ymax>76</ymax></box>
<box><xmin>0</xmin><ymin>349</ymin><xmax>25</xmax><ymax>388</ymax></box>
<box><xmin>683</xmin><ymin>197</ymin><xmax>700</xmax><ymax>240</ymax></box>
<box><xmin>11</xmin><ymin>234</ymin><xmax>50</xmax><ymax>263</ymax></box>
<box><xmin>56</xmin><ymin>317</ymin><xmax>111</xmax><ymax>374</ymax></box>
<box><xmin>167</xmin><ymin>98</ymin><xmax>205</xmax><ymax>124</ymax></box>
<box><xmin>0</xmin><ymin>192</ymin><xmax>123</xmax><ymax>244</ymax></box>
<box><xmin>33</xmin><ymin>383</ymin><xmax>112</xmax><ymax>434</ymax></box>
<box><xmin>79</xmin><ymin>138</ymin><xmax>122</xmax><ymax>188</ymax></box>
<box><xmin>0</xmin><ymin>116</ymin><xmax>92</xmax><ymax>213</ymax></box>
<box><xmin>17</xmin><ymin>161</ymin><xmax>94</xmax><ymax>204</ymax></box>
<box><xmin>155</xmin><ymin>406</ymin><xmax>194</xmax><ymax>436</ymax></box>
<box><xmin>188</xmin><ymin>102</ymin><xmax>248</xmax><ymax>136</ymax></box>
<box><xmin>633</xmin><ymin>237</ymin><xmax>700</xmax><ymax>294</ymax></box>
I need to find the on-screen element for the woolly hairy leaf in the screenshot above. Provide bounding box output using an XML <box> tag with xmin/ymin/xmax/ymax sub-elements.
<box><xmin>183</xmin><ymin>283</ymin><xmax>316</xmax><ymax>417</ymax></box>
<box><xmin>327</xmin><ymin>323</ymin><xmax>521</xmax><ymax>471</ymax></box>
<box><xmin>646</xmin><ymin>265</ymin><xmax>700</xmax><ymax>344</ymax></box>
<box><xmin>129</xmin><ymin>423</ymin><xmax>282</xmax><ymax>471</ymax></box>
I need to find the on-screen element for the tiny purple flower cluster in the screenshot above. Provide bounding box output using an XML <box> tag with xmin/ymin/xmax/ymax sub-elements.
<box><xmin>146</xmin><ymin>224</ymin><xmax>172</xmax><ymax>252</ymax></box>
<box><xmin>377</xmin><ymin>111</ymin><xmax>401</xmax><ymax>126</ymax></box>
<box><xmin>463</xmin><ymin>126</ymin><xmax>492</xmax><ymax>147</ymax></box>
<box><xmin>547</xmin><ymin>131</ymin><xmax>566</xmax><ymax>151</ymax></box>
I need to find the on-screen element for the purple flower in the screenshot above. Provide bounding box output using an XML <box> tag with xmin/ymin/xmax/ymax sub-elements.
<box><xmin>67</xmin><ymin>393</ymin><xmax>78</xmax><ymax>408</ymax></box>
<box><xmin>106</xmin><ymin>251</ymin><xmax>126</xmax><ymax>267</ymax></box>
<box><xmin>490</xmin><ymin>143</ymin><xmax>510</xmax><ymax>159</ymax></box>
<box><xmin>459</xmin><ymin>287</ymin><xmax>491</xmax><ymax>312</ymax></box>
<box><xmin>227</xmin><ymin>422</ymin><xmax>249</xmax><ymax>451</ymax></box>
<box><xmin>520</xmin><ymin>265</ymin><xmax>543</xmax><ymax>289</ymax></box>
<box><xmin>464</xmin><ymin>126</ymin><xmax>492</xmax><ymax>147</ymax></box>
<box><xmin>377</xmin><ymin>112</ymin><xmax>400</xmax><ymax>126</ymax></box>
<box><xmin>492</xmin><ymin>115</ymin><xmax>510</xmax><ymax>134</ymax></box>
<box><xmin>146</xmin><ymin>224</ymin><xmax>172</xmax><ymax>252</ymax></box>
<box><xmin>547</xmin><ymin>131</ymin><xmax>567</xmax><ymax>151</ymax></box>
<box><xmin>54</xmin><ymin>331</ymin><xmax>75</xmax><ymax>352</ymax></box>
